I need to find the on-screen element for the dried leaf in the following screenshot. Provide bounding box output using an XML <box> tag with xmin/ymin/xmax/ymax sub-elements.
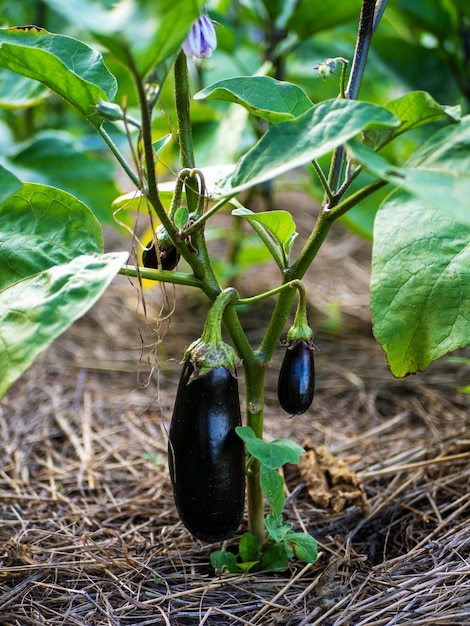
<box><xmin>298</xmin><ymin>444</ymin><xmax>370</xmax><ymax>514</ymax></box>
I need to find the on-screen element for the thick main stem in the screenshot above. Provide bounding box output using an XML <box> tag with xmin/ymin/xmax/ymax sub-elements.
<box><xmin>328</xmin><ymin>0</ymin><xmax>378</xmax><ymax>194</ymax></box>
<box><xmin>244</xmin><ymin>358</ymin><xmax>267</xmax><ymax>543</ymax></box>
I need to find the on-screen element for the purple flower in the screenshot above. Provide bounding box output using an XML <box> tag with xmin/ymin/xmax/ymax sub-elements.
<box><xmin>183</xmin><ymin>13</ymin><xmax>217</xmax><ymax>60</ymax></box>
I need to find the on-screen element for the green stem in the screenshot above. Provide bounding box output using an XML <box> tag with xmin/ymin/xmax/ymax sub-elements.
<box><xmin>199</xmin><ymin>288</ymin><xmax>239</xmax><ymax>347</ymax></box>
<box><xmin>238</xmin><ymin>280</ymin><xmax>301</xmax><ymax>306</ymax></box>
<box><xmin>311</xmin><ymin>160</ymin><xmax>333</xmax><ymax>205</ymax></box>
<box><xmin>96</xmin><ymin>124</ymin><xmax>140</xmax><ymax>188</ymax></box>
<box><xmin>328</xmin><ymin>0</ymin><xmax>380</xmax><ymax>195</ymax></box>
<box><xmin>173</xmin><ymin>51</ymin><xmax>221</xmax><ymax>294</ymax></box>
<box><xmin>243</xmin><ymin>355</ymin><xmax>267</xmax><ymax>543</ymax></box>
<box><xmin>288</xmin><ymin>281</ymin><xmax>313</xmax><ymax>342</ymax></box>
<box><xmin>127</xmin><ymin>52</ymin><xmax>173</xmax><ymax>236</ymax></box>
<box><xmin>119</xmin><ymin>265</ymin><xmax>201</xmax><ymax>288</ymax></box>
<box><xmin>174</xmin><ymin>51</ymin><xmax>198</xmax><ymax>214</ymax></box>
<box><xmin>183</xmin><ymin>194</ymin><xmax>235</xmax><ymax>235</ymax></box>
<box><xmin>329</xmin><ymin>178</ymin><xmax>388</xmax><ymax>220</ymax></box>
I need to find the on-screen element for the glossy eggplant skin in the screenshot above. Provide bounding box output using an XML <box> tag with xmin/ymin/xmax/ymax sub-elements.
<box><xmin>168</xmin><ymin>361</ymin><xmax>245</xmax><ymax>542</ymax></box>
<box><xmin>278</xmin><ymin>340</ymin><xmax>315</xmax><ymax>415</ymax></box>
<box><xmin>142</xmin><ymin>239</ymin><xmax>180</xmax><ymax>271</ymax></box>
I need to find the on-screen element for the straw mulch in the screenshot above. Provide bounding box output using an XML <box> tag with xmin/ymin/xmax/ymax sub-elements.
<box><xmin>1</xmin><ymin>197</ymin><xmax>470</xmax><ymax>625</ymax></box>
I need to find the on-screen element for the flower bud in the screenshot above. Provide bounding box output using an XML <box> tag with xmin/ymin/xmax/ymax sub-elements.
<box><xmin>183</xmin><ymin>13</ymin><xmax>217</xmax><ymax>60</ymax></box>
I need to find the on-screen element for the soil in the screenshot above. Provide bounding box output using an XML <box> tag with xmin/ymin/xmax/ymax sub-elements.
<box><xmin>1</xmin><ymin>192</ymin><xmax>470</xmax><ymax>625</ymax></box>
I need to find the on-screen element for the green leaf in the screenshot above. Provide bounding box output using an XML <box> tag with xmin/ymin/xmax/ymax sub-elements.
<box><xmin>9</xmin><ymin>131</ymin><xmax>121</xmax><ymax>224</ymax></box>
<box><xmin>174</xmin><ymin>206</ymin><xmax>189</xmax><ymax>231</ymax></box>
<box><xmin>365</xmin><ymin>91</ymin><xmax>461</xmax><ymax>150</ymax></box>
<box><xmin>152</xmin><ymin>134</ymin><xmax>173</xmax><ymax>155</ymax></box>
<box><xmin>195</xmin><ymin>76</ymin><xmax>313</xmax><ymax>123</ymax></box>
<box><xmin>371</xmin><ymin>190</ymin><xmax>470</xmax><ymax>377</ymax></box>
<box><xmin>265</xmin><ymin>515</ymin><xmax>292</xmax><ymax>543</ymax></box>
<box><xmin>0</xmin><ymin>68</ymin><xmax>49</xmax><ymax>109</ymax></box>
<box><xmin>284</xmin><ymin>532</ymin><xmax>318</xmax><ymax>564</ymax></box>
<box><xmin>236</xmin><ymin>560</ymin><xmax>259</xmax><ymax>573</ymax></box>
<box><xmin>209</xmin><ymin>550</ymin><xmax>238</xmax><ymax>574</ymax></box>
<box><xmin>347</xmin><ymin>117</ymin><xmax>470</xmax><ymax>227</ymax></box>
<box><xmin>0</xmin><ymin>26</ymin><xmax>117</xmax><ymax>121</ymax></box>
<box><xmin>0</xmin><ymin>251</ymin><xmax>128</xmax><ymax>399</ymax></box>
<box><xmin>260</xmin><ymin>465</ymin><xmax>285</xmax><ymax>519</ymax></box>
<box><xmin>287</xmin><ymin>0</ymin><xmax>362</xmax><ymax>39</ymax></box>
<box><xmin>239</xmin><ymin>533</ymin><xmax>259</xmax><ymax>564</ymax></box>
<box><xmin>43</xmin><ymin>0</ymin><xmax>206</xmax><ymax>77</ymax></box>
<box><xmin>236</xmin><ymin>426</ymin><xmax>304</xmax><ymax>469</ymax></box>
<box><xmin>221</xmin><ymin>99</ymin><xmax>398</xmax><ymax>195</ymax></box>
<box><xmin>0</xmin><ymin>163</ymin><xmax>22</xmax><ymax>205</ymax></box>
<box><xmin>259</xmin><ymin>543</ymin><xmax>289</xmax><ymax>572</ymax></box>
<box><xmin>232</xmin><ymin>208</ymin><xmax>298</xmax><ymax>264</ymax></box>
<box><xmin>0</xmin><ymin>183</ymin><xmax>103</xmax><ymax>291</ymax></box>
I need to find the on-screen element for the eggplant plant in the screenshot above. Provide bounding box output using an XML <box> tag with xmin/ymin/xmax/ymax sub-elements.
<box><xmin>0</xmin><ymin>0</ymin><xmax>469</xmax><ymax>569</ymax></box>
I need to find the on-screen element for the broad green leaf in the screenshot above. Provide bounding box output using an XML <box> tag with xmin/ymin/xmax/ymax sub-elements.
<box><xmin>236</xmin><ymin>426</ymin><xmax>304</xmax><ymax>469</ymax></box>
<box><xmin>265</xmin><ymin>515</ymin><xmax>292</xmax><ymax>543</ymax></box>
<box><xmin>371</xmin><ymin>190</ymin><xmax>470</xmax><ymax>377</ymax></box>
<box><xmin>365</xmin><ymin>91</ymin><xmax>461</xmax><ymax>150</ymax></box>
<box><xmin>209</xmin><ymin>550</ymin><xmax>238</xmax><ymax>574</ymax></box>
<box><xmin>43</xmin><ymin>0</ymin><xmax>206</xmax><ymax>76</ymax></box>
<box><xmin>347</xmin><ymin>122</ymin><xmax>470</xmax><ymax>227</ymax></box>
<box><xmin>284</xmin><ymin>532</ymin><xmax>318</xmax><ymax>564</ymax></box>
<box><xmin>260</xmin><ymin>465</ymin><xmax>285</xmax><ymax>518</ymax></box>
<box><xmin>232</xmin><ymin>207</ymin><xmax>298</xmax><ymax>263</ymax></box>
<box><xmin>239</xmin><ymin>533</ymin><xmax>259</xmax><ymax>564</ymax></box>
<box><xmin>221</xmin><ymin>99</ymin><xmax>398</xmax><ymax>195</ymax></box>
<box><xmin>0</xmin><ymin>251</ymin><xmax>128</xmax><ymax>399</ymax></box>
<box><xmin>0</xmin><ymin>163</ymin><xmax>22</xmax><ymax>205</ymax></box>
<box><xmin>195</xmin><ymin>76</ymin><xmax>313</xmax><ymax>123</ymax></box>
<box><xmin>0</xmin><ymin>183</ymin><xmax>103</xmax><ymax>291</ymax></box>
<box><xmin>259</xmin><ymin>543</ymin><xmax>289</xmax><ymax>572</ymax></box>
<box><xmin>9</xmin><ymin>131</ymin><xmax>120</xmax><ymax>224</ymax></box>
<box><xmin>287</xmin><ymin>0</ymin><xmax>362</xmax><ymax>39</ymax></box>
<box><xmin>0</xmin><ymin>68</ymin><xmax>49</xmax><ymax>109</ymax></box>
<box><xmin>0</xmin><ymin>26</ymin><xmax>117</xmax><ymax>120</ymax></box>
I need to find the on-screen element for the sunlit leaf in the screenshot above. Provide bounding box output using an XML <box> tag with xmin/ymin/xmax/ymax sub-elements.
<box><xmin>221</xmin><ymin>99</ymin><xmax>398</xmax><ymax>195</ymax></box>
<box><xmin>0</xmin><ymin>26</ymin><xmax>117</xmax><ymax>121</ymax></box>
<box><xmin>232</xmin><ymin>207</ymin><xmax>298</xmax><ymax>263</ymax></box>
<box><xmin>0</xmin><ymin>67</ymin><xmax>49</xmax><ymax>109</ymax></box>
<box><xmin>0</xmin><ymin>183</ymin><xmax>103</xmax><ymax>291</ymax></box>
<box><xmin>347</xmin><ymin>116</ymin><xmax>470</xmax><ymax>226</ymax></box>
<box><xmin>365</xmin><ymin>90</ymin><xmax>461</xmax><ymax>150</ymax></box>
<box><xmin>0</xmin><ymin>252</ymin><xmax>128</xmax><ymax>399</ymax></box>
<box><xmin>195</xmin><ymin>76</ymin><xmax>314</xmax><ymax>123</ymax></box>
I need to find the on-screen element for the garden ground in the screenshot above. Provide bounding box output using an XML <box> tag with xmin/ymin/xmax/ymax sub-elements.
<box><xmin>1</xmin><ymin>192</ymin><xmax>469</xmax><ymax>625</ymax></box>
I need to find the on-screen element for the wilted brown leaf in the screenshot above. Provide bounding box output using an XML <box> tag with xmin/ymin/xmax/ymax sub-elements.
<box><xmin>298</xmin><ymin>444</ymin><xmax>370</xmax><ymax>514</ymax></box>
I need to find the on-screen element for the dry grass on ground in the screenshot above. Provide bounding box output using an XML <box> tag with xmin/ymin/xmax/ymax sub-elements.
<box><xmin>1</xmin><ymin>200</ymin><xmax>470</xmax><ymax>625</ymax></box>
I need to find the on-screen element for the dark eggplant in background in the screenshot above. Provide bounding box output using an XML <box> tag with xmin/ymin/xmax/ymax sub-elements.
<box><xmin>168</xmin><ymin>360</ymin><xmax>245</xmax><ymax>543</ymax></box>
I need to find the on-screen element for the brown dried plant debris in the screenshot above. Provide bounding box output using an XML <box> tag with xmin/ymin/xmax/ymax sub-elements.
<box><xmin>298</xmin><ymin>444</ymin><xmax>370</xmax><ymax>515</ymax></box>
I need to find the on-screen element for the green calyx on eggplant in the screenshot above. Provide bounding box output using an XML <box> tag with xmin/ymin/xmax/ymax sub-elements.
<box><xmin>142</xmin><ymin>224</ymin><xmax>180</xmax><ymax>271</ymax></box>
<box><xmin>168</xmin><ymin>288</ymin><xmax>245</xmax><ymax>542</ymax></box>
<box><xmin>278</xmin><ymin>281</ymin><xmax>315</xmax><ymax>415</ymax></box>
